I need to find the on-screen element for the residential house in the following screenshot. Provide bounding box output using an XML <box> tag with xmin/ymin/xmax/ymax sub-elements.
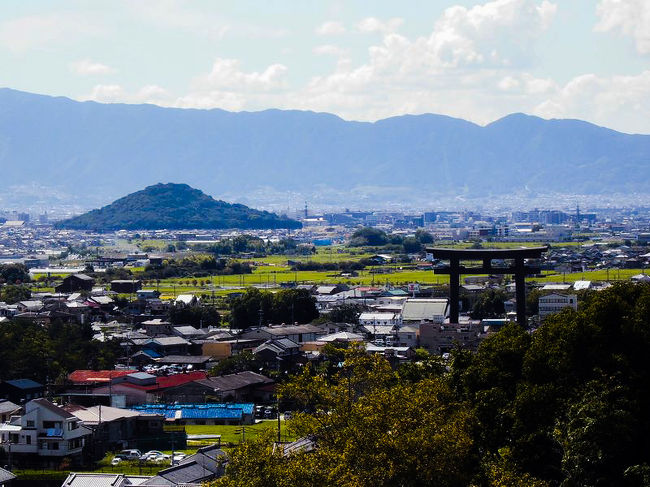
<box><xmin>175</xmin><ymin>294</ymin><xmax>199</xmax><ymax>307</ymax></box>
<box><xmin>55</xmin><ymin>274</ymin><xmax>94</xmax><ymax>293</ymax></box>
<box><xmin>161</xmin><ymin>371</ymin><xmax>275</xmax><ymax>403</ymax></box>
<box><xmin>66</xmin><ymin>404</ymin><xmax>167</xmax><ymax>456</ymax></box>
<box><xmin>0</xmin><ymin>467</ymin><xmax>15</xmax><ymax>487</ymax></box>
<box><xmin>253</xmin><ymin>339</ymin><xmax>301</xmax><ymax>368</ymax></box>
<box><xmin>61</xmin><ymin>473</ymin><xmax>151</xmax><ymax>487</ymax></box>
<box><xmin>110</xmin><ymin>280</ymin><xmax>142</xmax><ymax>294</ymax></box>
<box><xmin>240</xmin><ymin>324</ymin><xmax>324</xmax><ymax>344</ymax></box>
<box><xmin>0</xmin><ymin>398</ymin><xmax>91</xmax><ymax>466</ymax></box>
<box><xmin>0</xmin><ymin>400</ymin><xmax>20</xmax><ymax>423</ymax></box>
<box><xmin>0</xmin><ymin>379</ymin><xmax>44</xmax><ymax>404</ymax></box>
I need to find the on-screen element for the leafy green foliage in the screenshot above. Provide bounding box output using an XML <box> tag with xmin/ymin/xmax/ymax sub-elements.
<box><xmin>470</xmin><ymin>288</ymin><xmax>507</xmax><ymax>319</ymax></box>
<box><xmin>212</xmin><ymin>283</ymin><xmax>650</xmax><ymax>486</ymax></box>
<box><xmin>0</xmin><ymin>319</ymin><xmax>122</xmax><ymax>383</ymax></box>
<box><xmin>0</xmin><ymin>264</ymin><xmax>30</xmax><ymax>284</ymax></box>
<box><xmin>0</xmin><ymin>284</ymin><xmax>31</xmax><ymax>304</ymax></box>
<box><xmin>349</xmin><ymin>227</ymin><xmax>389</xmax><ymax>247</ymax></box>
<box><xmin>322</xmin><ymin>303</ymin><xmax>366</xmax><ymax>324</ymax></box>
<box><xmin>209</xmin><ymin>351</ymin><xmax>263</xmax><ymax>377</ymax></box>
<box><xmin>213</xmin><ymin>346</ymin><xmax>477</xmax><ymax>487</ymax></box>
<box><xmin>168</xmin><ymin>304</ymin><xmax>220</xmax><ymax>327</ymax></box>
<box><xmin>229</xmin><ymin>288</ymin><xmax>318</xmax><ymax>328</ymax></box>
<box><xmin>56</xmin><ymin>183</ymin><xmax>301</xmax><ymax>230</ymax></box>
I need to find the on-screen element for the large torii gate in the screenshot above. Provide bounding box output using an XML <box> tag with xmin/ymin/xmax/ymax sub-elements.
<box><xmin>427</xmin><ymin>246</ymin><xmax>548</xmax><ymax>326</ymax></box>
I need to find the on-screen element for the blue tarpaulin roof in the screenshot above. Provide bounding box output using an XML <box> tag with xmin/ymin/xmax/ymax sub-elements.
<box><xmin>131</xmin><ymin>403</ymin><xmax>254</xmax><ymax>420</ymax></box>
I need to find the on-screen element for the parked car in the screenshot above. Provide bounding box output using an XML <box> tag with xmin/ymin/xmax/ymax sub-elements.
<box><xmin>111</xmin><ymin>457</ymin><xmax>123</xmax><ymax>465</ymax></box>
<box><xmin>141</xmin><ymin>450</ymin><xmax>170</xmax><ymax>462</ymax></box>
<box><xmin>119</xmin><ymin>449</ymin><xmax>142</xmax><ymax>460</ymax></box>
<box><xmin>172</xmin><ymin>453</ymin><xmax>187</xmax><ymax>464</ymax></box>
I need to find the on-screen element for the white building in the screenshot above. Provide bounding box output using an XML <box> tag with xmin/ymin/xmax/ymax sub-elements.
<box><xmin>538</xmin><ymin>293</ymin><xmax>578</xmax><ymax>319</ymax></box>
<box><xmin>358</xmin><ymin>312</ymin><xmax>401</xmax><ymax>327</ymax></box>
<box><xmin>0</xmin><ymin>399</ymin><xmax>91</xmax><ymax>461</ymax></box>
<box><xmin>401</xmin><ymin>298</ymin><xmax>449</xmax><ymax>324</ymax></box>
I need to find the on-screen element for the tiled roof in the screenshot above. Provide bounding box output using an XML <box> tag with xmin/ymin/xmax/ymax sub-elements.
<box><xmin>120</xmin><ymin>371</ymin><xmax>207</xmax><ymax>392</ymax></box>
<box><xmin>68</xmin><ymin>369</ymin><xmax>136</xmax><ymax>384</ymax></box>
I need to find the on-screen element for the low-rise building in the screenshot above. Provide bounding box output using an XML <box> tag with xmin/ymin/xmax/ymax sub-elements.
<box><xmin>0</xmin><ymin>399</ymin><xmax>91</xmax><ymax>466</ymax></box>
<box><xmin>539</xmin><ymin>293</ymin><xmax>578</xmax><ymax>319</ymax></box>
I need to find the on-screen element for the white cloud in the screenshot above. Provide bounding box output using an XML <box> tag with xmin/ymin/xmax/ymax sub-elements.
<box><xmin>83</xmin><ymin>84</ymin><xmax>171</xmax><ymax>105</ymax></box>
<box><xmin>357</xmin><ymin>17</ymin><xmax>404</xmax><ymax>35</ymax></box>
<box><xmin>191</xmin><ymin>58</ymin><xmax>288</xmax><ymax>92</ymax></box>
<box><xmin>313</xmin><ymin>45</ymin><xmax>347</xmax><ymax>57</ymax></box>
<box><xmin>595</xmin><ymin>0</ymin><xmax>650</xmax><ymax>54</ymax></box>
<box><xmin>316</xmin><ymin>21</ymin><xmax>345</xmax><ymax>36</ymax></box>
<box><xmin>532</xmin><ymin>70</ymin><xmax>650</xmax><ymax>133</ymax></box>
<box><xmin>85</xmin><ymin>84</ymin><xmax>125</xmax><ymax>103</ymax></box>
<box><xmin>70</xmin><ymin>59</ymin><xmax>115</xmax><ymax>76</ymax></box>
<box><xmin>428</xmin><ymin>0</ymin><xmax>557</xmax><ymax>68</ymax></box>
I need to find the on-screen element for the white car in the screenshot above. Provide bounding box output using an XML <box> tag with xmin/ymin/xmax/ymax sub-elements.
<box><xmin>172</xmin><ymin>453</ymin><xmax>187</xmax><ymax>464</ymax></box>
<box><xmin>141</xmin><ymin>450</ymin><xmax>169</xmax><ymax>462</ymax></box>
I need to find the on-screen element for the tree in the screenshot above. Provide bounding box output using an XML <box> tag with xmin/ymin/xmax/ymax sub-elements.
<box><xmin>470</xmin><ymin>289</ymin><xmax>507</xmax><ymax>319</ymax></box>
<box><xmin>322</xmin><ymin>303</ymin><xmax>366</xmax><ymax>324</ymax></box>
<box><xmin>0</xmin><ymin>264</ymin><xmax>30</xmax><ymax>284</ymax></box>
<box><xmin>348</xmin><ymin>227</ymin><xmax>388</xmax><ymax>247</ymax></box>
<box><xmin>271</xmin><ymin>288</ymin><xmax>319</xmax><ymax>324</ymax></box>
<box><xmin>415</xmin><ymin>229</ymin><xmax>434</xmax><ymax>244</ymax></box>
<box><xmin>169</xmin><ymin>305</ymin><xmax>221</xmax><ymax>327</ymax></box>
<box><xmin>213</xmin><ymin>347</ymin><xmax>478</xmax><ymax>487</ymax></box>
<box><xmin>229</xmin><ymin>288</ymin><xmax>274</xmax><ymax>329</ymax></box>
<box><xmin>0</xmin><ymin>284</ymin><xmax>31</xmax><ymax>304</ymax></box>
<box><xmin>229</xmin><ymin>288</ymin><xmax>318</xmax><ymax>329</ymax></box>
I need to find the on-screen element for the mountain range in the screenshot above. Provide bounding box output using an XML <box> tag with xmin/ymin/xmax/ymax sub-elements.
<box><xmin>55</xmin><ymin>183</ymin><xmax>301</xmax><ymax>230</ymax></box>
<box><xmin>1</xmin><ymin>88</ymin><xmax>649</xmax><ymax>208</ymax></box>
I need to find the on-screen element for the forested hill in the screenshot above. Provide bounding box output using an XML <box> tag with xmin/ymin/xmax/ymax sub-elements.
<box><xmin>55</xmin><ymin>183</ymin><xmax>301</xmax><ymax>230</ymax></box>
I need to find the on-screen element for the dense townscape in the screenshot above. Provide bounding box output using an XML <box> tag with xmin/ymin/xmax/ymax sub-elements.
<box><xmin>0</xmin><ymin>198</ymin><xmax>649</xmax><ymax>486</ymax></box>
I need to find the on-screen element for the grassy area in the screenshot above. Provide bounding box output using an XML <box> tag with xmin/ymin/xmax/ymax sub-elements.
<box><xmin>185</xmin><ymin>419</ymin><xmax>293</xmax><ymax>445</ymax></box>
<box><xmin>529</xmin><ymin>268</ymin><xmax>645</xmax><ymax>283</ymax></box>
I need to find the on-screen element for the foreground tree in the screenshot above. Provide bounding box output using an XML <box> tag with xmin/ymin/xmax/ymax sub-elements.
<box><xmin>212</xmin><ymin>347</ymin><xmax>477</xmax><ymax>487</ymax></box>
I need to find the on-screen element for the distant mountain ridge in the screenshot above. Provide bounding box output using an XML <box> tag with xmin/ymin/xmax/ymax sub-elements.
<box><xmin>0</xmin><ymin>88</ymin><xmax>649</xmax><ymax>206</ymax></box>
<box><xmin>55</xmin><ymin>183</ymin><xmax>301</xmax><ymax>230</ymax></box>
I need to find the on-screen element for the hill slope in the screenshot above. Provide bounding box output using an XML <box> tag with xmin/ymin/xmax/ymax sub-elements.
<box><xmin>55</xmin><ymin>183</ymin><xmax>301</xmax><ymax>230</ymax></box>
<box><xmin>1</xmin><ymin>88</ymin><xmax>649</xmax><ymax>206</ymax></box>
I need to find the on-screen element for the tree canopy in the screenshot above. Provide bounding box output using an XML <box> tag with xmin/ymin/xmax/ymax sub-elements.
<box><xmin>229</xmin><ymin>288</ymin><xmax>319</xmax><ymax>329</ymax></box>
<box><xmin>212</xmin><ymin>283</ymin><xmax>650</xmax><ymax>486</ymax></box>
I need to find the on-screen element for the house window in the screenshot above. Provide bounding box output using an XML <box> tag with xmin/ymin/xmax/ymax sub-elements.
<box><xmin>26</xmin><ymin>420</ymin><xmax>35</xmax><ymax>428</ymax></box>
<box><xmin>51</xmin><ymin>442</ymin><xmax>59</xmax><ymax>450</ymax></box>
<box><xmin>68</xmin><ymin>421</ymin><xmax>79</xmax><ymax>430</ymax></box>
<box><xmin>43</xmin><ymin>421</ymin><xmax>62</xmax><ymax>429</ymax></box>
<box><xmin>26</xmin><ymin>435</ymin><xmax>31</xmax><ymax>445</ymax></box>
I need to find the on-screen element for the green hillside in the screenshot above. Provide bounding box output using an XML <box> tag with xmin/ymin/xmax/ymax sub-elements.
<box><xmin>56</xmin><ymin>183</ymin><xmax>301</xmax><ymax>230</ymax></box>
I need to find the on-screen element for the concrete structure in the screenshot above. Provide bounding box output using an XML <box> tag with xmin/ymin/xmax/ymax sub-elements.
<box><xmin>401</xmin><ymin>298</ymin><xmax>448</xmax><ymax>324</ymax></box>
<box><xmin>539</xmin><ymin>293</ymin><xmax>577</xmax><ymax>319</ymax></box>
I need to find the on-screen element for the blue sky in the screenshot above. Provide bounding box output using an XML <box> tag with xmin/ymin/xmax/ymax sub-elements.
<box><xmin>1</xmin><ymin>0</ymin><xmax>649</xmax><ymax>133</ymax></box>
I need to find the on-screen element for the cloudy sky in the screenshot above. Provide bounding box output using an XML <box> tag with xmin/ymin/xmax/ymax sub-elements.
<box><xmin>1</xmin><ymin>0</ymin><xmax>649</xmax><ymax>133</ymax></box>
